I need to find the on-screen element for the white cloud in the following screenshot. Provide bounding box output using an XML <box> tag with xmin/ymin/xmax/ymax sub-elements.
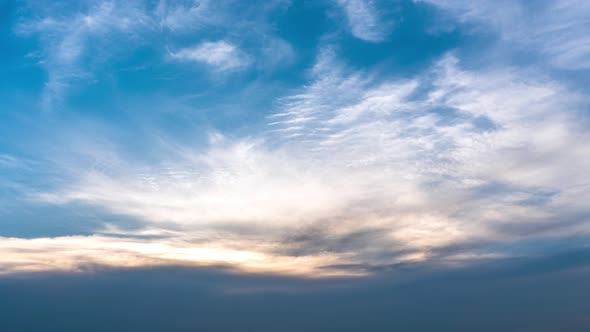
<box><xmin>336</xmin><ymin>0</ymin><xmax>390</xmax><ymax>42</ymax></box>
<box><xmin>420</xmin><ymin>0</ymin><xmax>590</xmax><ymax>70</ymax></box>
<box><xmin>155</xmin><ymin>0</ymin><xmax>214</xmax><ymax>31</ymax></box>
<box><xmin>169</xmin><ymin>41</ymin><xmax>251</xmax><ymax>71</ymax></box>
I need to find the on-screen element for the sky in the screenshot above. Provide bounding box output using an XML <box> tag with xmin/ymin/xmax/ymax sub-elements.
<box><xmin>1</xmin><ymin>0</ymin><xmax>590</xmax><ymax>330</ymax></box>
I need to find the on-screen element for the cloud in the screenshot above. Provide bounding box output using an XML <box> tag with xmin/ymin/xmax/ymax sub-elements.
<box><xmin>169</xmin><ymin>41</ymin><xmax>252</xmax><ymax>71</ymax></box>
<box><xmin>155</xmin><ymin>0</ymin><xmax>216</xmax><ymax>31</ymax></box>
<box><xmin>336</xmin><ymin>0</ymin><xmax>391</xmax><ymax>42</ymax></box>
<box><xmin>8</xmin><ymin>47</ymin><xmax>583</xmax><ymax>276</ymax></box>
<box><xmin>14</xmin><ymin>0</ymin><xmax>294</xmax><ymax>110</ymax></box>
<box><xmin>420</xmin><ymin>0</ymin><xmax>590</xmax><ymax>70</ymax></box>
<box><xmin>258</xmin><ymin>36</ymin><xmax>296</xmax><ymax>71</ymax></box>
<box><xmin>16</xmin><ymin>0</ymin><xmax>152</xmax><ymax>110</ymax></box>
<box><xmin>0</xmin><ymin>234</ymin><xmax>355</xmax><ymax>277</ymax></box>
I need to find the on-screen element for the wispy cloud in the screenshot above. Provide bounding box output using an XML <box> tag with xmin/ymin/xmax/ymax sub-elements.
<box><xmin>336</xmin><ymin>0</ymin><xmax>391</xmax><ymax>42</ymax></box>
<box><xmin>15</xmin><ymin>0</ymin><xmax>293</xmax><ymax>110</ymax></box>
<box><xmin>169</xmin><ymin>41</ymin><xmax>252</xmax><ymax>71</ymax></box>
<box><xmin>155</xmin><ymin>0</ymin><xmax>216</xmax><ymax>31</ymax></box>
<box><xmin>421</xmin><ymin>0</ymin><xmax>590</xmax><ymax>70</ymax></box>
<box><xmin>16</xmin><ymin>1</ymin><xmax>152</xmax><ymax>110</ymax></box>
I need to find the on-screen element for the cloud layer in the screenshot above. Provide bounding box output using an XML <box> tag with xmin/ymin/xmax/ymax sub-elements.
<box><xmin>1</xmin><ymin>0</ymin><xmax>589</xmax><ymax>278</ymax></box>
<box><xmin>11</xmin><ymin>50</ymin><xmax>588</xmax><ymax>276</ymax></box>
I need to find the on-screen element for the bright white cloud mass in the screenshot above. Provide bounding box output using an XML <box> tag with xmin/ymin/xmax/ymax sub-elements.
<box><xmin>1</xmin><ymin>0</ymin><xmax>589</xmax><ymax>279</ymax></box>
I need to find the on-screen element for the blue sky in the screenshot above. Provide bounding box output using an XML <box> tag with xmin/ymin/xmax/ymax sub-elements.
<box><xmin>1</xmin><ymin>0</ymin><xmax>590</xmax><ymax>304</ymax></box>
